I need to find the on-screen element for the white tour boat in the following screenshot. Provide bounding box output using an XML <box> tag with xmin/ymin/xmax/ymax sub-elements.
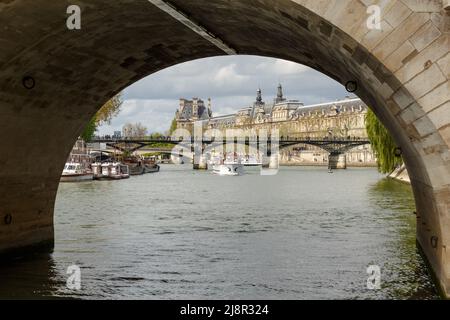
<box><xmin>61</xmin><ymin>139</ymin><xmax>95</xmax><ymax>182</ymax></box>
<box><xmin>212</xmin><ymin>163</ymin><xmax>244</xmax><ymax>176</ymax></box>
<box><xmin>61</xmin><ymin>162</ymin><xmax>94</xmax><ymax>182</ymax></box>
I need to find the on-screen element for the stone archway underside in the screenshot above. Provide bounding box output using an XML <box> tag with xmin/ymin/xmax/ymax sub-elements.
<box><xmin>0</xmin><ymin>0</ymin><xmax>448</xmax><ymax>296</ymax></box>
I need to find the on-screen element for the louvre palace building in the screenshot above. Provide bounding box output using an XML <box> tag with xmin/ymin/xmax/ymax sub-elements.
<box><xmin>175</xmin><ymin>85</ymin><xmax>376</xmax><ymax>166</ymax></box>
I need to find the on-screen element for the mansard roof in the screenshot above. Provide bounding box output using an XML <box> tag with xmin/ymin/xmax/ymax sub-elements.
<box><xmin>177</xmin><ymin>97</ymin><xmax>210</xmax><ymax>120</ymax></box>
<box><xmin>177</xmin><ymin>84</ymin><xmax>365</xmax><ymax>126</ymax></box>
<box><xmin>207</xmin><ymin>96</ymin><xmax>365</xmax><ymax>124</ymax></box>
<box><xmin>295</xmin><ymin>97</ymin><xmax>365</xmax><ymax>113</ymax></box>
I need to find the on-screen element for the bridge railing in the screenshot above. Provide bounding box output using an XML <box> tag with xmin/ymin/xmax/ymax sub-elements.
<box><xmin>91</xmin><ymin>135</ymin><xmax>369</xmax><ymax>143</ymax></box>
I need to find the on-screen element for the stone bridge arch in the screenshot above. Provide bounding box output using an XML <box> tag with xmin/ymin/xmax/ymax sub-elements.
<box><xmin>0</xmin><ymin>0</ymin><xmax>448</xmax><ymax>296</ymax></box>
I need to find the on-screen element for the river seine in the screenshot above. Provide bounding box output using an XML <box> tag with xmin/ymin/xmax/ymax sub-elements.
<box><xmin>0</xmin><ymin>165</ymin><xmax>438</xmax><ymax>299</ymax></box>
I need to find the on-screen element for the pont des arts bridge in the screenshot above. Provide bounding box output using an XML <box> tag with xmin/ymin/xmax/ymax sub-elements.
<box><xmin>0</xmin><ymin>1</ymin><xmax>448</xmax><ymax>296</ymax></box>
<box><xmin>90</xmin><ymin>136</ymin><xmax>371</xmax><ymax>170</ymax></box>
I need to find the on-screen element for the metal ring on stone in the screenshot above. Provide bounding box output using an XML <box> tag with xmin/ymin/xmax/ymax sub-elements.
<box><xmin>22</xmin><ymin>76</ymin><xmax>35</xmax><ymax>89</ymax></box>
<box><xmin>430</xmin><ymin>236</ymin><xmax>438</xmax><ymax>249</ymax></box>
<box><xmin>345</xmin><ymin>81</ymin><xmax>357</xmax><ymax>93</ymax></box>
<box><xmin>4</xmin><ymin>214</ymin><xmax>12</xmax><ymax>225</ymax></box>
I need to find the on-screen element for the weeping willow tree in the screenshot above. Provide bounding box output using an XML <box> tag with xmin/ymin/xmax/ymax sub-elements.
<box><xmin>365</xmin><ymin>109</ymin><xmax>402</xmax><ymax>174</ymax></box>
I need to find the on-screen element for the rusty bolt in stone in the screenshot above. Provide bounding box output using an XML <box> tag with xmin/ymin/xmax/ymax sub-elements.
<box><xmin>22</xmin><ymin>76</ymin><xmax>35</xmax><ymax>89</ymax></box>
<box><xmin>4</xmin><ymin>214</ymin><xmax>12</xmax><ymax>225</ymax></box>
<box><xmin>431</xmin><ymin>236</ymin><xmax>439</xmax><ymax>249</ymax></box>
<box><xmin>345</xmin><ymin>81</ymin><xmax>357</xmax><ymax>93</ymax></box>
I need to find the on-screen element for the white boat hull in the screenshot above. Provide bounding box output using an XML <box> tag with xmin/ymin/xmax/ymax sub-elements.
<box><xmin>241</xmin><ymin>161</ymin><xmax>262</xmax><ymax>166</ymax></box>
<box><xmin>60</xmin><ymin>173</ymin><xmax>94</xmax><ymax>182</ymax></box>
<box><xmin>61</xmin><ymin>162</ymin><xmax>94</xmax><ymax>182</ymax></box>
<box><xmin>213</xmin><ymin>164</ymin><xmax>244</xmax><ymax>176</ymax></box>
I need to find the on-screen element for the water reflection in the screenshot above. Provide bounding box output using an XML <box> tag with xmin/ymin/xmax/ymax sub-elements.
<box><xmin>367</xmin><ymin>178</ymin><xmax>438</xmax><ymax>299</ymax></box>
<box><xmin>0</xmin><ymin>252</ymin><xmax>63</xmax><ymax>299</ymax></box>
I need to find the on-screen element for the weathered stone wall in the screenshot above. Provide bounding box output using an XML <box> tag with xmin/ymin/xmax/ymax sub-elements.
<box><xmin>388</xmin><ymin>163</ymin><xmax>411</xmax><ymax>183</ymax></box>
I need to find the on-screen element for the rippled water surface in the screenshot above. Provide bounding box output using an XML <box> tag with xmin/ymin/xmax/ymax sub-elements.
<box><xmin>0</xmin><ymin>165</ymin><xmax>438</xmax><ymax>299</ymax></box>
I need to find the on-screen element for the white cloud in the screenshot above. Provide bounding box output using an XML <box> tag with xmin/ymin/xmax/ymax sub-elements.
<box><xmin>253</xmin><ymin>59</ymin><xmax>308</xmax><ymax>75</ymax></box>
<box><xmin>273</xmin><ymin>59</ymin><xmax>309</xmax><ymax>74</ymax></box>
<box><xmin>99</xmin><ymin>99</ymin><xmax>177</xmax><ymax>135</ymax></box>
<box><xmin>213</xmin><ymin>63</ymin><xmax>248</xmax><ymax>86</ymax></box>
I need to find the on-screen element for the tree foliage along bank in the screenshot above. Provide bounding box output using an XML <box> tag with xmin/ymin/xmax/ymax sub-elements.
<box><xmin>122</xmin><ymin>122</ymin><xmax>148</xmax><ymax>138</ymax></box>
<box><xmin>81</xmin><ymin>93</ymin><xmax>123</xmax><ymax>141</ymax></box>
<box><xmin>169</xmin><ymin>115</ymin><xmax>177</xmax><ymax>135</ymax></box>
<box><xmin>365</xmin><ymin>108</ymin><xmax>402</xmax><ymax>174</ymax></box>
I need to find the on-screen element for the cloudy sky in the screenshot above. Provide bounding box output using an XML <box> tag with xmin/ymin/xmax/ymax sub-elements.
<box><xmin>98</xmin><ymin>55</ymin><xmax>350</xmax><ymax>135</ymax></box>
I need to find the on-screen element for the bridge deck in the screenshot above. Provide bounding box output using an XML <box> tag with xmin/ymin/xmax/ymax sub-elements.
<box><xmin>90</xmin><ymin>137</ymin><xmax>371</xmax><ymax>154</ymax></box>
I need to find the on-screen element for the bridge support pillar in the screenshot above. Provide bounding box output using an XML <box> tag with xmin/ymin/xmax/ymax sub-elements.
<box><xmin>193</xmin><ymin>154</ymin><xmax>208</xmax><ymax>170</ymax></box>
<box><xmin>268</xmin><ymin>154</ymin><xmax>279</xmax><ymax>169</ymax></box>
<box><xmin>262</xmin><ymin>154</ymin><xmax>279</xmax><ymax>170</ymax></box>
<box><xmin>328</xmin><ymin>153</ymin><xmax>346</xmax><ymax>170</ymax></box>
<box><xmin>170</xmin><ymin>154</ymin><xmax>177</xmax><ymax>164</ymax></box>
<box><xmin>170</xmin><ymin>154</ymin><xmax>182</xmax><ymax>164</ymax></box>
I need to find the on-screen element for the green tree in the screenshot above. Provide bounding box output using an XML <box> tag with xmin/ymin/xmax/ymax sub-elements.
<box><xmin>149</xmin><ymin>132</ymin><xmax>164</xmax><ymax>139</ymax></box>
<box><xmin>95</xmin><ymin>93</ymin><xmax>123</xmax><ymax>124</ymax></box>
<box><xmin>146</xmin><ymin>132</ymin><xmax>173</xmax><ymax>148</ymax></box>
<box><xmin>168</xmin><ymin>115</ymin><xmax>178</xmax><ymax>135</ymax></box>
<box><xmin>122</xmin><ymin>122</ymin><xmax>147</xmax><ymax>138</ymax></box>
<box><xmin>81</xmin><ymin>93</ymin><xmax>123</xmax><ymax>141</ymax></box>
<box><xmin>80</xmin><ymin>116</ymin><xmax>97</xmax><ymax>142</ymax></box>
<box><xmin>365</xmin><ymin>108</ymin><xmax>402</xmax><ymax>174</ymax></box>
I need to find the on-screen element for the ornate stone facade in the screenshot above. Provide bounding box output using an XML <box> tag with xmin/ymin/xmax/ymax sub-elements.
<box><xmin>176</xmin><ymin>97</ymin><xmax>212</xmax><ymax>131</ymax></box>
<box><xmin>176</xmin><ymin>85</ymin><xmax>376</xmax><ymax>166</ymax></box>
